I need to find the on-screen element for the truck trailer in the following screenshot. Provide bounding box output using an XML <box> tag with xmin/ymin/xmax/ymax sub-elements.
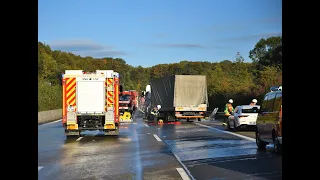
<box><xmin>62</xmin><ymin>70</ymin><xmax>121</xmax><ymax>137</ymax></box>
<box><xmin>146</xmin><ymin>75</ymin><xmax>208</xmax><ymax>122</ymax></box>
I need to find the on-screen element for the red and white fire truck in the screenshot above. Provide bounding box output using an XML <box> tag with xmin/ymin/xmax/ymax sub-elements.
<box><xmin>62</xmin><ymin>70</ymin><xmax>121</xmax><ymax>137</ymax></box>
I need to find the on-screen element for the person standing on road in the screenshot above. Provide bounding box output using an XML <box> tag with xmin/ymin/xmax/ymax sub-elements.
<box><xmin>249</xmin><ymin>99</ymin><xmax>258</xmax><ymax>106</ymax></box>
<box><xmin>223</xmin><ymin>99</ymin><xmax>234</xmax><ymax>126</ymax></box>
<box><xmin>151</xmin><ymin>106</ymin><xmax>158</xmax><ymax>123</ymax></box>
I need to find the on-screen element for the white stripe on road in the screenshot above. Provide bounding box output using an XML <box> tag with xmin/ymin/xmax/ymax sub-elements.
<box><xmin>144</xmin><ymin>124</ymin><xmax>149</xmax><ymax>127</ymax></box>
<box><xmin>162</xmin><ymin>141</ymin><xmax>195</xmax><ymax>180</ymax></box>
<box><xmin>39</xmin><ymin>119</ymin><xmax>62</xmax><ymax>126</ymax></box>
<box><xmin>153</xmin><ymin>134</ymin><xmax>162</xmax><ymax>141</ymax></box>
<box><xmin>176</xmin><ymin>168</ymin><xmax>191</xmax><ymax>180</ymax></box>
<box><xmin>76</xmin><ymin>137</ymin><xmax>83</xmax><ymax>141</ymax></box>
<box><xmin>193</xmin><ymin>122</ymin><xmax>255</xmax><ymax>142</ymax></box>
<box><xmin>38</xmin><ymin>166</ymin><xmax>43</xmax><ymax>171</ymax></box>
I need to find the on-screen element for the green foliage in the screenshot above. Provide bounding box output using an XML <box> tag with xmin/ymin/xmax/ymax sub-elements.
<box><xmin>38</xmin><ymin>36</ymin><xmax>282</xmax><ymax>112</ymax></box>
<box><xmin>249</xmin><ymin>36</ymin><xmax>282</xmax><ymax>70</ymax></box>
<box><xmin>38</xmin><ymin>78</ymin><xmax>62</xmax><ymax>111</ymax></box>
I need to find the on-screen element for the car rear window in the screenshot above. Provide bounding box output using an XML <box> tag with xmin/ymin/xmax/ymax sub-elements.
<box><xmin>242</xmin><ymin>108</ymin><xmax>259</xmax><ymax>113</ymax></box>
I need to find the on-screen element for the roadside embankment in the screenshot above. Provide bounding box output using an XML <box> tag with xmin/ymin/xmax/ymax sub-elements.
<box><xmin>38</xmin><ymin>109</ymin><xmax>61</xmax><ymax>125</ymax></box>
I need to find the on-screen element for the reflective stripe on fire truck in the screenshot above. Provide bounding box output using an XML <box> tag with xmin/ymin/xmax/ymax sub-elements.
<box><xmin>106</xmin><ymin>78</ymin><xmax>114</xmax><ymax>111</ymax></box>
<box><xmin>65</xmin><ymin>77</ymin><xmax>77</xmax><ymax>125</ymax></box>
<box><xmin>114</xmin><ymin>76</ymin><xmax>119</xmax><ymax>122</ymax></box>
<box><xmin>105</xmin><ymin>76</ymin><xmax>115</xmax><ymax>125</ymax></box>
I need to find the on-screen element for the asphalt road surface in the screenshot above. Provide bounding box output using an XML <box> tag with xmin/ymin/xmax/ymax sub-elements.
<box><xmin>38</xmin><ymin>111</ymin><xmax>282</xmax><ymax>180</ymax></box>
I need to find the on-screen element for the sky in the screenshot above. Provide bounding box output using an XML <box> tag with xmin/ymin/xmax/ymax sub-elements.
<box><xmin>38</xmin><ymin>0</ymin><xmax>282</xmax><ymax>67</ymax></box>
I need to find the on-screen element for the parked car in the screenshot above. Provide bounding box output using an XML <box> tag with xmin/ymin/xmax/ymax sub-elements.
<box><xmin>227</xmin><ymin>105</ymin><xmax>260</xmax><ymax>131</ymax></box>
<box><xmin>255</xmin><ymin>86</ymin><xmax>282</xmax><ymax>154</ymax></box>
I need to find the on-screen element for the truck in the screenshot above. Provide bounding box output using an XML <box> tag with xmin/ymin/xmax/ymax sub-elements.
<box><xmin>119</xmin><ymin>90</ymin><xmax>139</xmax><ymax>122</ymax></box>
<box><xmin>119</xmin><ymin>91</ymin><xmax>132</xmax><ymax>122</ymax></box>
<box><xmin>62</xmin><ymin>70</ymin><xmax>121</xmax><ymax>137</ymax></box>
<box><xmin>145</xmin><ymin>75</ymin><xmax>208</xmax><ymax>122</ymax></box>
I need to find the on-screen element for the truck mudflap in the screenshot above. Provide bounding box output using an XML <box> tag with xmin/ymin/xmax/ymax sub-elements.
<box><xmin>65</xmin><ymin>129</ymin><xmax>81</xmax><ymax>137</ymax></box>
<box><xmin>104</xmin><ymin>129</ymin><xmax>119</xmax><ymax>135</ymax></box>
<box><xmin>103</xmin><ymin>123</ymin><xmax>119</xmax><ymax>135</ymax></box>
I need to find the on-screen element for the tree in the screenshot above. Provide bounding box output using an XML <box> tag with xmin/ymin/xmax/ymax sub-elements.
<box><xmin>38</xmin><ymin>37</ymin><xmax>282</xmax><ymax>112</ymax></box>
<box><xmin>249</xmin><ymin>36</ymin><xmax>282</xmax><ymax>70</ymax></box>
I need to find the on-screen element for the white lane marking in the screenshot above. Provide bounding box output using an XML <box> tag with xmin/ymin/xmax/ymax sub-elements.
<box><xmin>39</xmin><ymin>119</ymin><xmax>62</xmax><ymax>126</ymax></box>
<box><xmin>162</xmin><ymin>141</ymin><xmax>195</xmax><ymax>180</ymax></box>
<box><xmin>38</xmin><ymin>166</ymin><xmax>43</xmax><ymax>171</ymax></box>
<box><xmin>194</xmin><ymin>122</ymin><xmax>255</xmax><ymax>142</ymax></box>
<box><xmin>176</xmin><ymin>168</ymin><xmax>191</xmax><ymax>180</ymax></box>
<box><xmin>153</xmin><ymin>134</ymin><xmax>162</xmax><ymax>141</ymax></box>
<box><xmin>76</xmin><ymin>137</ymin><xmax>83</xmax><ymax>141</ymax></box>
<box><xmin>144</xmin><ymin>124</ymin><xmax>149</xmax><ymax>127</ymax></box>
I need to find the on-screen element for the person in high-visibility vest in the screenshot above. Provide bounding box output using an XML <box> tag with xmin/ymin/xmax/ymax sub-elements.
<box><xmin>223</xmin><ymin>99</ymin><xmax>234</xmax><ymax>126</ymax></box>
<box><xmin>150</xmin><ymin>106</ymin><xmax>158</xmax><ymax>123</ymax></box>
<box><xmin>249</xmin><ymin>99</ymin><xmax>258</xmax><ymax>106</ymax></box>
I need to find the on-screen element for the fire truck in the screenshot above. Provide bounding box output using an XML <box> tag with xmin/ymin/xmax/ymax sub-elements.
<box><xmin>62</xmin><ymin>70</ymin><xmax>121</xmax><ymax>137</ymax></box>
<box><xmin>119</xmin><ymin>90</ymin><xmax>138</xmax><ymax>122</ymax></box>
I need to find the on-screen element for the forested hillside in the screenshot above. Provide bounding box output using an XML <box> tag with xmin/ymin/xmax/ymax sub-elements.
<box><xmin>38</xmin><ymin>36</ymin><xmax>282</xmax><ymax>112</ymax></box>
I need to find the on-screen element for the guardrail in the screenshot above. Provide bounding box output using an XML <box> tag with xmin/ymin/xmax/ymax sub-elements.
<box><xmin>38</xmin><ymin>109</ymin><xmax>62</xmax><ymax>125</ymax></box>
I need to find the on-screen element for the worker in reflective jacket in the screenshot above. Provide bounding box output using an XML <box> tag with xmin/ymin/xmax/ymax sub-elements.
<box><xmin>150</xmin><ymin>106</ymin><xmax>158</xmax><ymax>123</ymax></box>
<box><xmin>223</xmin><ymin>99</ymin><xmax>234</xmax><ymax>126</ymax></box>
<box><xmin>249</xmin><ymin>99</ymin><xmax>258</xmax><ymax>106</ymax></box>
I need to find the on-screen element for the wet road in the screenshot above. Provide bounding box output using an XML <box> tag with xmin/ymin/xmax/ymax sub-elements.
<box><xmin>160</xmin><ymin>119</ymin><xmax>282</xmax><ymax>180</ymax></box>
<box><xmin>38</xmin><ymin>112</ymin><xmax>282</xmax><ymax>180</ymax></box>
<box><xmin>38</xmin><ymin>112</ymin><xmax>187</xmax><ymax>180</ymax></box>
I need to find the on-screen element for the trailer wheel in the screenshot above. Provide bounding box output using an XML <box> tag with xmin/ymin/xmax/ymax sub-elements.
<box><xmin>198</xmin><ymin>118</ymin><xmax>201</xmax><ymax>121</ymax></box>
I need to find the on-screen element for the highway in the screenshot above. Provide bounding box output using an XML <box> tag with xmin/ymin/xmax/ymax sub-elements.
<box><xmin>38</xmin><ymin>111</ymin><xmax>282</xmax><ymax>180</ymax></box>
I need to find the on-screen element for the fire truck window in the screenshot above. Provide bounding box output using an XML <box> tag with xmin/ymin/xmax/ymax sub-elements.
<box><xmin>120</xmin><ymin>95</ymin><xmax>130</xmax><ymax>101</ymax></box>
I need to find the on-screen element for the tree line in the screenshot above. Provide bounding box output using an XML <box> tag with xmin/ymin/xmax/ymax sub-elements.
<box><xmin>38</xmin><ymin>36</ymin><xmax>282</xmax><ymax>112</ymax></box>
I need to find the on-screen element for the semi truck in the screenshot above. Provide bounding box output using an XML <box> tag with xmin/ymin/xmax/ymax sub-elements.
<box><xmin>145</xmin><ymin>75</ymin><xmax>208</xmax><ymax>122</ymax></box>
<box><xmin>62</xmin><ymin>70</ymin><xmax>121</xmax><ymax>137</ymax></box>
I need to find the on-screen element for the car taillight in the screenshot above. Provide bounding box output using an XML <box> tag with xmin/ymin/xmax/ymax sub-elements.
<box><xmin>238</xmin><ymin>115</ymin><xmax>249</xmax><ymax>118</ymax></box>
